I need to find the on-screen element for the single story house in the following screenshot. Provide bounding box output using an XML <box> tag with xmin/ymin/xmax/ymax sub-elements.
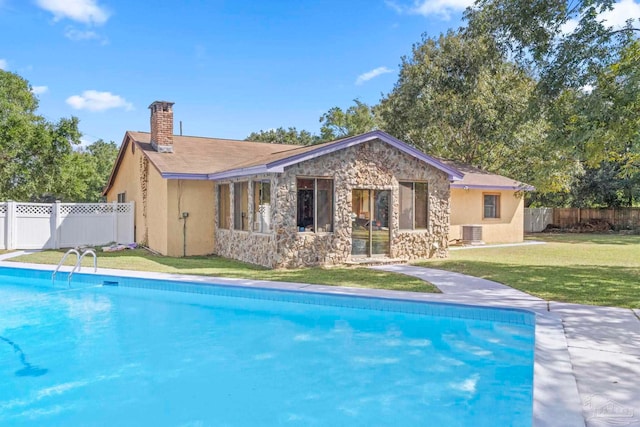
<box><xmin>104</xmin><ymin>101</ymin><xmax>531</xmax><ymax>268</ymax></box>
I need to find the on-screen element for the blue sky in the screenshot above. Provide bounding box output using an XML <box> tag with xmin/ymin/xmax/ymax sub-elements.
<box><xmin>0</xmin><ymin>0</ymin><xmax>470</xmax><ymax>145</ymax></box>
<box><xmin>1</xmin><ymin>0</ymin><xmax>638</xmax><ymax>146</ymax></box>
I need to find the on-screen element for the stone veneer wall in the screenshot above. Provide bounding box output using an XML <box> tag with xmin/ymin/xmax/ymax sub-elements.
<box><xmin>214</xmin><ymin>174</ymin><xmax>278</xmax><ymax>267</ymax></box>
<box><xmin>214</xmin><ymin>139</ymin><xmax>450</xmax><ymax>268</ymax></box>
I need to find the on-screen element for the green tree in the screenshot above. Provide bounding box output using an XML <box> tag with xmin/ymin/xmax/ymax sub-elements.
<box><xmin>319</xmin><ymin>99</ymin><xmax>378</xmax><ymax>141</ymax></box>
<box><xmin>53</xmin><ymin>139</ymin><xmax>119</xmax><ymax>202</ymax></box>
<box><xmin>246</xmin><ymin>127</ymin><xmax>320</xmax><ymax>145</ymax></box>
<box><xmin>548</xmin><ymin>40</ymin><xmax>640</xmax><ymax>205</ymax></box>
<box><xmin>0</xmin><ymin>70</ymin><xmax>81</xmax><ymax>201</ymax></box>
<box><xmin>465</xmin><ymin>0</ymin><xmax>638</xmax><ymax>96</ymax></box>
<box><xmin>85</xmin><ymin>139</ymin><xmax>119</xmax><ymax>201</ymax></box>
<box><xmin>378</xmin><ymin>31</ymin><xmax>573</xmax><ymax>194</ymax></box>
<box><xmin>571</xmin><ymin>162</ymin><xmax>640</xmax><ymax>207</ymax></box>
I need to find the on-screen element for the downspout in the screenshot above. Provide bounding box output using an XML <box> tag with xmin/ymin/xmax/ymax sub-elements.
<box><xmin>181</xmin><ymin>211</ymin><xmax>189</xmax><ymax>257</ymax></box>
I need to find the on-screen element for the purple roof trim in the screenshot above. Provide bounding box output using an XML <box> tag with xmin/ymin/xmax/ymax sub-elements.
<box><xmin>265</xmin><ymin>130</ymin><xmax>464</xmax><ymax>181</ymax></box>
<box><xmin>451</xmin><ymin>183</ymin><xmax>535</xmax><ymax>191</ymax></box>
<box><xmin>207</xmin><ymin>165</ymin><xmax>285</xmax><ymax>180</ymax></box>
<box><xmin>161</xmin><ymin>173</ymin><xmax>210</xmax><ymax>180</ymax></box>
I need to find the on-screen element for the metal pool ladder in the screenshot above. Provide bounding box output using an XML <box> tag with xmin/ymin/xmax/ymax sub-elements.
<box><xmin>51</xmin><ymin>248</ymin><xmax>98</xmax><ymax>286</ymax></box>
<box><xmin>52</xmin><ymin>249</ymin><xmax>80</xmax><ymax>285</ymax></box>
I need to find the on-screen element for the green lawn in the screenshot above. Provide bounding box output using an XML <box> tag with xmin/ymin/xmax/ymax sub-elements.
<box><xmin>8</xmin><ymin>249</ymin><xmax>438</xmax><ymax>293</ymax></box>
<box><xmin>7</xmin><ymin>234</ymin><xmax>640</xmax><ymax>307</ymax></box>
<box><xmin>418</xmin><ymin>233</ymin><xmax>640</xmax><ymax>308</ymax></box>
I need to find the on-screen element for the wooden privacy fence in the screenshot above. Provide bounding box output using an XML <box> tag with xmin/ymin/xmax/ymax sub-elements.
<box><xmin>553</xmin><ymin>208</ymin><xmax>640</xmax><ymax>229</ymax></box>
<box><xmin>0</xmin><ymin>201</ymin><xmax>134</xmax><ymax>250</ymax></box>
<box><xmin>525</xmin><ymin>207</ymin><xmax>640</xmax><ymax>232</ymax></box>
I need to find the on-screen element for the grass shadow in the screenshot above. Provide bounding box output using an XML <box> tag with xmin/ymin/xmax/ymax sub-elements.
<box><xmin>527</xmin><ymin>233</ymin><xmax>640</xmax><ymax>246</ymax></box>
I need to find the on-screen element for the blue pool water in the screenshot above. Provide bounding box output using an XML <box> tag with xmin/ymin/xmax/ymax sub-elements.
<box><xmin>0</xmin><ymin>267</ymin><xmax>534</xmax><ymax>426</ymax></box>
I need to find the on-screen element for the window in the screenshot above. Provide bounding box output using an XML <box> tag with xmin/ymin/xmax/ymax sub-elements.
<box><xmin>253</xmin><ymin>180</ymin><xmax>271</xmax><ymax>233</ymax></box>
<box><xmin>296</xmin><ymin>178</ymin><xmax>334</xmax><ymax>232</ymax></box>
<box><xmin>234</xmin><ymin>182</ymin><xmax>249</xmax><ymax>230</ymax></box>
<box><xmin>117</xmin><ymin>192</ymin><xmax>126</xmax><ymax>203</ymax></box>
<box><xmin>218</xmin><ymin>184</ymin><xmax>230</xmax><ymax>229</ymax></box>
<box><xmin>483</xmin><ymin>194</ymin><xmax>501</xmax><ymax>219</ymax></box>
<box><xmin>399</xmin><ymin>182</ymin><xmax>428</xmax><ymax>229</ymax></box>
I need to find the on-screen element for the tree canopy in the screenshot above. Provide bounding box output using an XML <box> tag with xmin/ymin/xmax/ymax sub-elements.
<box><xmin>465</xmin><ymin>0</ymin><xmax>638</xmax><ymax>96</ymax></box>
<box><xmin>378</xmin><ymin>31</ymin><xmax>574</xmax><ymax>194</ymax></box>
<box><xmin>0</xmin><ymin>70</ymin><xmax>81</xmax><ymax>201</ymax></box>
<box><xmin>246</xmin><ymin>127</ymin><xmax>320</xmax><ymax>146</ymax></box>
<box><xmin>0</xmin><ymin>70</ymin><xmax>118</xmax><ymax>202</ymax></box>
<box><xmin>247</xmin><ymin>99</ymin><xmax>378</xmax><ymax>146</ymax></box>
<box><xmin>319</xmin><ymin>99</ymin><xmax>378</xmax><ymax>141</ymax></box>
<box><xmin>53</xmin><ymin>139</ymin><xmax>119</xmax><ymax>202</ymax></box>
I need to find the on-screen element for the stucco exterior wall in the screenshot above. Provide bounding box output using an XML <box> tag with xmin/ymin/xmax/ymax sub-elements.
<box><xmin>166</xmin><ymin>180</ymin><xmax>215</xmax><ymax>256</ymax></box>
<box><xmin>145</xmin><ymin>163</ymin><xmax>168</xmax><ymax>254</ymax></box>
<box><xmin>215</xmin><ymin>139</ymin><xmax>450</xmax><ymax>268</ymax></box>
<box><xmin>106</xmin><ymin>139</ymin><xmax>215</xmax><ymax>256</ymax></box>
<box><xmin>450</xmin><ymin>188</ymin><xmax>524</xmax><ymax>243</ymax></box>
<box><xmin>105</xmin><ymin>139</ymin><xmax>169</xmax><ymax>254</ymax></box>
<box><xmin>105</xmin><ymin>138</ymin><xmax>145</xmax><ymax>244</ymax></box>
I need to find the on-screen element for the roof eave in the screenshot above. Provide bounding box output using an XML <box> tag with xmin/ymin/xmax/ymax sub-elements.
<box><xmin>161</xmin><ymin>173</ymin><xmax>211</xmax><ymax>180</ymax></box>
<box><xmin>451</xmin><ymin>183</ymin><xmax>535</xmax><ymax>191</ymax></box>
<box><xmin>264</xmin><ymin>130</ymin><xmax>464</xmax><ymax>179</ymax></box>
<box><xmin>208</xmin><ymin>165</ymin><xmax>285</xmax><ymax>181</ymax></box>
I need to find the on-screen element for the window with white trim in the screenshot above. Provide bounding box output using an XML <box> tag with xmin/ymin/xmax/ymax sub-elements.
<box><xmin>117</xmin><ymin>192</ymin><xmax>126</xmax><ymax>203</ymax></box>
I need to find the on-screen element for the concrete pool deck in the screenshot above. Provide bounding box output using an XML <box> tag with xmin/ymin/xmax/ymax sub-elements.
<box><xmin>2</xmin><ymin>259</ymin><xmax>638</xmax><ymax>426</ymax></box>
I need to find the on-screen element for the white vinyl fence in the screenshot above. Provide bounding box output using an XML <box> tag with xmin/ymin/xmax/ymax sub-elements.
<box><xmin>0</xmin><ymin>201</ymin><xmax>134</xmax><ymax>250</ymax></box>
<box><xmin>524</xmin><ymin>208</ymin><xmax>554</xmax><ymax>233</ymax></box>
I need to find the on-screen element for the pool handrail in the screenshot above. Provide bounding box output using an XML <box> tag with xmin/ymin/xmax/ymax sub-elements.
<box><xmin>52</xmin><ymin>249</ymin><xmax>80</xmax><ymax>285</ymax></box>
<box><xmin>68</xmin><ymin>249</ymin><xmax>97</xmax><ymax>286</ymax></box>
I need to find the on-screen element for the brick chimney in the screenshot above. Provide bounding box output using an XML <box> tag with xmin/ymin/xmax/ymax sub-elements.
<box><xmin>149</xmin><ymin>101</ymin><xmax>175</xmax><ymax>153</ymax></box>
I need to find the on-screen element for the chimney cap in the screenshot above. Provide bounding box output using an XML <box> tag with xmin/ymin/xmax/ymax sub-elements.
<box><xmin>148</xmin><ymin>100</ymin><xmax>175</xmax><ymax>109</ymax></box>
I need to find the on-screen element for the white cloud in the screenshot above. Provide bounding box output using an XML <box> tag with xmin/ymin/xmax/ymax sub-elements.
<box><xmin>64</xmin><ymin>27</ymin><xmax>99</xmax><ymax>40</ymax></box>
<box><xmin>384</xmin><ymin>0</ymin><xmax>404</xmax><ymax>14</ymax></box>
<box><xmin>386</xmin><ymin>0</ymin><xmax>474</xmax><ymax>19</ymax></box>
<box><xmin>36</xmin><ymin>0</ymin><xmax>110</xmax><ymax>25</ymax></box>
<box><xmin>31</xmin><ymin>86</ymin><xmax>49</xmax><ymax>95</ymax></box>
<box><xmin>412</xmin><ymin>0</ymin><xmax>474</xmax><ymax>18</ymax></box>
<box><xmin>356</xmin><ymin>66</ymin><xmax>394</xmax><ymax>85</ymax></box>
<box><xmin>0</xmin><ymin>59</ymin><xmax>7</xmax><ymax>70</ymax></box>
<box><xmin>600</xmin><ymin>0</ymin><xmax>640</xmax><ymax>28</ymax></box>
<box><xmin>562</xmin><ymin>0</ymin><xmax>640</xmax><ymax>34</ymax></box>
<box><xmin>66</xmin><ymin>90</ymin><xmax>133</xmax><ymax>112</ymax></box>
<box><xmin>64</xmin><ymin>26</ymin><xmax>109</xmax><ymax>44</ymax></box>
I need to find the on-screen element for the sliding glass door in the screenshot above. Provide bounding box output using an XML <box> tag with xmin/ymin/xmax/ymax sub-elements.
<box><xmin>351</xmin><ymin>189</ymin><xmax>390</xmax><ymax>257</ymax></box>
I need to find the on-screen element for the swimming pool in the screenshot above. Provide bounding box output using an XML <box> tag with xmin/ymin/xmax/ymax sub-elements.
<box><xmin>1</xmin><ymin>266</ymin><xmax>534</xmax><ymax>426</ymax></box>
